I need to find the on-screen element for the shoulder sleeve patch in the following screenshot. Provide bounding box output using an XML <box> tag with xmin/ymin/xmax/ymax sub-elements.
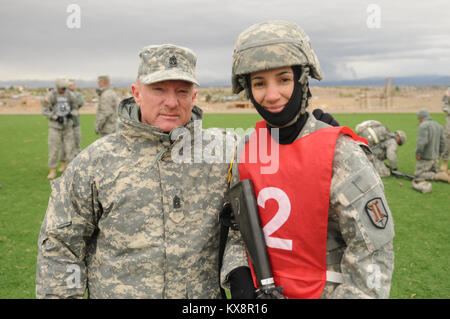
<box><xmin>365</xmin><ymin>197</ymin><xmax>389</xmax><ymax>229</ymax></box>
<box><xmin>336</xmin><ymin>166</ymin><xmax>395</xmax><ymax>251</ymax></box>
<box><xmin>358</xmin><ymin>189</ymin><xmax>394</xmax><ymax>251</ymax></box>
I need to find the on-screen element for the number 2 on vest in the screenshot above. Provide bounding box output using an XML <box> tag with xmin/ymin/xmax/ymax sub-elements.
<box><xmin>257</xmin><ymin>187</ymin><xmax>293</xmax><ymax>251</ymax></box>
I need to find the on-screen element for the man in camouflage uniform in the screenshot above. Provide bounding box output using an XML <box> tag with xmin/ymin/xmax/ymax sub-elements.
<box><xmin>227</xmin><ymin>20</ymin><xmax>395</xmax><ymax>299</ymax></box>
<box><xmin>95</xmin><ymin>75</ymin><xmax>119</xmax><ymax>137</ymax></box>
<box><xmin>36</xmin><ymin>44</ymin><xmax>248</xmax><ymax>298</ymax></box>
<box><xmin>68</xmin><ymin>79</ymin><xmax>84</xmax><ymax>156</ymax></box>
<box><xmin>58</xmin><ymin>79</ymin><xmax>85</xmax><ymax>172</ymax></box>
<box><xmin>440</xmin><ymin>87</ymin><xmax>450</xmax><ymax>174</ymax></box>
<box><xmin>412</xmin><ymin>109</ymin><xmax>448</xmax><ymax>192</ymax></box>
<box><xmin>355</xmin><ymin>120</ymin><xmax>406</xmax><ymax>177</ymax></box>
<box><xmin>41</xmin><ymin>78</ymin><xmax>78</xmax><ymax>180</ymax></box>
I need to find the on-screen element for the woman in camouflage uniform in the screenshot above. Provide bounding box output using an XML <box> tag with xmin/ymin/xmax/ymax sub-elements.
<box><xmin>228</xmin><ymin>20</ymin><xmax>395</xmax><ymax>298</ymax></box>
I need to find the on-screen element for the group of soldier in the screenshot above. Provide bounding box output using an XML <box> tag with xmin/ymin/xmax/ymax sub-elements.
<box><xmin>43</xmin><ymin>75</ymin><xmax>450</xmax><ymax>193</ymax></box>
<box><xmin>355</xmin><ymin>88</ymin><xmax>450</xmax><ymax>193</ymax></box>
<box><xmin>34</xmin><ymin>19</ymin><xmax>449</xmax><ymax>300</ymax></box>
<box><xmin>41</xmin><ymin>75</ymin><xmax>119</xmax><ymax>179</ymax></box>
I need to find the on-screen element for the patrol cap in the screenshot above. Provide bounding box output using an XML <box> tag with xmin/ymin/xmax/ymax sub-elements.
<box><xmin>98</xmin><ymin>75</ymin><xmax>110</xmax><ymax>83</ymax></box>
<box><xmin>417</xmin><ymin>109</ymin><xmax>429</xmax><ymax>119</ymax></box>
<box><xmin>137</xmin><ymin>44</ymin><xmax>199</xmax><ymax>86</ymax></box>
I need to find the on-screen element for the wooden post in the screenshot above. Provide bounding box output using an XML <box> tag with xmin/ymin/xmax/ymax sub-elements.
<box><xmin>384</xmin><ymin>77</ymin><xmax>392</xmax><ymax>108</ymax></box>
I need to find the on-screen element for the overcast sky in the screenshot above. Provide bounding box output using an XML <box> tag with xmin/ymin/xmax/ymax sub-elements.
<box><xmin>1</xmin><ymin>0</ymin><xmax>449</xmax><ymax>86</ymax></box>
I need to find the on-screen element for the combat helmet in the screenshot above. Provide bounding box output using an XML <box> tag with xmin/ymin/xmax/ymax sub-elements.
<box><xmin>395</xmin><ymin>130</ymin><xmax>407</xmax><ymax>145</ymax></box>
<box><xmin>55</xmin><ymin>78</ymin><xmax>69</xmax><ymax>90</ymax></box>
<box><xmin>232</xmin><ymin>20</ymin><xmax>322</xmax><ymax>114</ymax></box>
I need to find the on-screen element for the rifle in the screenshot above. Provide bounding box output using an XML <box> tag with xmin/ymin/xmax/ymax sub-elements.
<box><xmin>386</xmin><ymin>164</ymin><xmax>414</xmax><ymax>180</ymax></box>
<box><xmin>224</xmin><ymin>179</ymin><xmax>285</xmax><ymax>299</ymax></box>
<box><xmin>390</xmin><ymin>170</ymin><xmax>414</xmax><ymax>180</ymax></box>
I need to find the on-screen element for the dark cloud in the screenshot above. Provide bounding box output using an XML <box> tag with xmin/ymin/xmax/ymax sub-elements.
<box><xmin>0</xmin><ymin>0</ymin><xmax>449</xmax><ymax>85</ymax></box>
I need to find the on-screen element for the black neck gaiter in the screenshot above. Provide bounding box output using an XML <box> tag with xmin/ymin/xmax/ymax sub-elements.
<box><xmin>269</xmin><ymin>111</ymin><xmax>309</xmax><ymax>145</ymax></box>
<box><xmin>247</xmin><ymin>66</ymin><xmax>309</xmax><ymax>145</ymax></box>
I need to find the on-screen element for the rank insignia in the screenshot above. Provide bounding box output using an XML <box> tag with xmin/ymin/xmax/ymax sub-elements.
<box><xmin>169</xmin><ymin>55</ymin><xmax>178</xmax><ymax>67</ymax></box>
<box><xmin>365</xmin><ymin>197</ymin><xmax>388</xmax><ymax>229</ymax></box>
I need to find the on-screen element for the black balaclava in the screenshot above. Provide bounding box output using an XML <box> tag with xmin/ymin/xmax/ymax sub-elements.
<box><xmin>247</xmin><ymin>66</ymin><xmax>310</xmax><ymax>145</ymax></box>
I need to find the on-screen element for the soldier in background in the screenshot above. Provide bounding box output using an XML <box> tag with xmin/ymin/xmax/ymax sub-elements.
<box><xmin>68</xmin><ymin>79</ymin><xmax>84</xmax><ymax>156</ymax></box>
<box><xmin>95</xmin><ymin>75</ymin><xmax>119</xmax><ymax>137</ymax></box>
<box><xmin>440</xmin><ymin>87</ymin><xmax>450</xmax><ymax>174</ymax></box>
<box><xmin>41</xmin><ymin>78</ymin><xmax>77</xmax><ymax>179</ymax></box>
<box><xmin>412</xmin><ymin>109</ymin><xmax>448</xmax><ymax>193</ymax></box>
<box><xmin>58</xmin><ymin>79</ymin><xmax>84</xmax><ymax>172</ymax></box>
<box><xmin>355</xmin><ymin>120</ymin><xmax>406</xmax><ymax>177</ymax></box>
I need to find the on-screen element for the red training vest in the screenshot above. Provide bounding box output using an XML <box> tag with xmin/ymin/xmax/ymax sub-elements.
<box><xmin>238</xmin><ymin>120</ymin><xmax>366</xmax><ymax>298</ymax></box>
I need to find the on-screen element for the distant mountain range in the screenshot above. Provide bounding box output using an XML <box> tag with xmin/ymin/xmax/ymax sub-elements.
<box><xmin>1</xmin><ymin>75</ymin><xmax>449</xmax><ymax>89</ymax></box>
<box><xmin>316</xmin><ymin>75</ymin><xmax>450</xmax><ymax>87</ymax></box>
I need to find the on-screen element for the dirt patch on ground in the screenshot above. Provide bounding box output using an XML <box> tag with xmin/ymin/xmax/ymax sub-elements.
<box><xmin>0</xmin><ymin>86</ymin><xmax>445</xmax><ymax>115</ymax></box>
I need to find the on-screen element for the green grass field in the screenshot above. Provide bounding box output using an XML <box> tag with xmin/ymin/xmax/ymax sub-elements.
<box><xmin>0</xmin><ymin>112</ymin><xmax>448</xmax><ymax>299</ymax></box>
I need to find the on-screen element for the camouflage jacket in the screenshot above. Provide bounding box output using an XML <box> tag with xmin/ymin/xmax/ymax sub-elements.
<box><xmin>416</xmin><ymin>116</ymin><xmax>446</xmax><ymax>160</ymax></box>
<box><xmin>68</xmin><ymin>89</ymin><xmax>84</xmax><ymax>127</ymax></box>
<box><xmin>230</xmin><ymin>112</ymin><xmax>395</xmax><ymax>298</ymax></box>
<box><xmin>355</xmin><ymin>121</ymin><xmax>398</xmax><ymax>170</ymax></box>
<box><xmin>441</xmin><ymin>88</ymin><xmax>450</xmax><ymax>115</ymax></box>
<box><xmin>95</xmin><ymin>85</ymin><xmax>119</xmax><ymax>135</ymax></box>
<box><xmin>441</xmin><ymin>88</ymin><xmax>450</xmax><ymax>127</ymax></box>
<box><xmin>41</xmin><ymin>89</ymin><xmax>77</xmax><ymax>129</ymax></box>
<box><xmin>36</xmin><ymin>98</ymin><xmax>247</xmax><ymax>298</ymax></box>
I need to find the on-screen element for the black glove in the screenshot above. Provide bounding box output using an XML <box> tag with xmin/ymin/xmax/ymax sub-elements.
<box><xmin>229</xmin><ymin>267</ymin><xmax>256</xmax><ymax>299</ymax></box>
<box><xmin>255</xmin><ymin>285</ymin><xmax>286</xmax><ymax>299</ymax></box>
<box><xmin>312</xmin><ymin>109</ymin><xmax>339</xmax><ymax>127</ymax></box>
<box><xmin>56</xmin><ymin>116</ymin><xmax>64</xmax><ymax>124</ymax></box>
